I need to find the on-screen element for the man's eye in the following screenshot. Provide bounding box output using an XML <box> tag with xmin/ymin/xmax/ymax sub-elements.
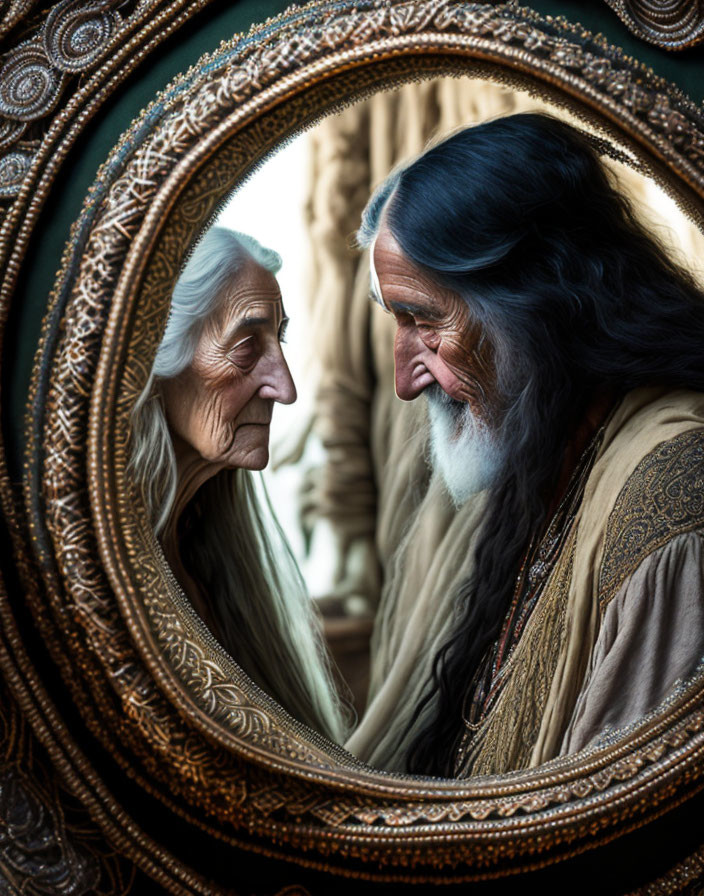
<box><xmin>278</xmin><ymin>319</ymin><xmax>289</xmax><ymax>344</ymax></box>
<box><xmin>418</xmin><ymin>324</ymin><xmax>441</xmax><ymax>349</ymax></box>
<box><xmin>228</xmin><ymin>336</ymin><xmax>258</xmax><ymax>369</ymax></box>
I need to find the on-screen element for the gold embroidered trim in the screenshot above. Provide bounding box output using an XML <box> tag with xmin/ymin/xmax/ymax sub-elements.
<box><xmin>598</xmin><ymin>428</ymin><xmax>704</xmax><ymax>613</ymax></box>
<box><xmin>461</xmin><ymin>527</ymin><xmax>578</xmax><ymax>777</ymax></box>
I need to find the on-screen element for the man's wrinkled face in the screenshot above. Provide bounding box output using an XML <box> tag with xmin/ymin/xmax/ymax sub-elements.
<box><xmin>371</xmin><ymin>221</ymin><xmax>503</xmax><ymax>503</ymax></box>
<box><xmin>371</xmin><ymin>222</ymin><xmax>496</xmax><ymax>421</ymax></box>
<box><xmin>161</xmin><ymin>259</ymin><xmax>296</xmax><ymax>470</ymax></box>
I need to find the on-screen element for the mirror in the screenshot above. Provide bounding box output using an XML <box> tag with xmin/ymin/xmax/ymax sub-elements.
<box><xmin>138</xmin><ymin>76</ymin><xmax>704</xmax><ymax>779</ymax></box>
<box><xmin>14</xmin><ymin>1</ymin><xmax>704</xmax><ymax>888</ymax></box>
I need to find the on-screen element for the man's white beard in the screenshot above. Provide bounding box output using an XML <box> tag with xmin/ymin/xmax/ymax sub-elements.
<box><xmin>426</xmin><ymin>384</ymin><xmax>502</xmax><ymax>506</ymax></box>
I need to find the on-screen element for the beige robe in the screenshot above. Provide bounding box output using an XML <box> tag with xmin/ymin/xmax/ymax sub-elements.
<box><xmin>347</xmin><ymin>387</ymin><xmax>704</xmax><ymax>775</ymax></box>
<box><xmin>561</xmin><ymin>531</ymin><xmax>704</xmax><ymax>753</ymax></box>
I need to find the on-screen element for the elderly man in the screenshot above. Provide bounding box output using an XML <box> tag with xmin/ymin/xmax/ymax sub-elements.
<box><xmin>353</xmin><ymin>113</ymin><xmax>704</xmax><ymax>777</ymax></box>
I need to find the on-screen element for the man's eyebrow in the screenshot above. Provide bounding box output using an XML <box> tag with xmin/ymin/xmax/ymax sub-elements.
<box><xmin>388</xmin><ymin>300</ymin><xmax>443</xmax><ymax>321</ymax></box>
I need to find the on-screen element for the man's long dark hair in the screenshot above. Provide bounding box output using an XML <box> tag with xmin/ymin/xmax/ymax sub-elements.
<box><xmin>359</xmin><ymin>113</ymin><xmax>704</xmax><ymax>776</ymax></box>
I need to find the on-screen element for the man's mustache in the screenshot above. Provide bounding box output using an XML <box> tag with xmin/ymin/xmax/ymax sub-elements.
<box><xmin>425</xmin><ymin>382</ymin><xmax>467</xmax><ymax>423</ymax></box>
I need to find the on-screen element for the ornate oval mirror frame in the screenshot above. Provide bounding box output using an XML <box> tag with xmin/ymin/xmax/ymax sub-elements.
<box><xmin>3</xmin><ymin>1</ymin><xmax>704</xmax><ymax>891</ymax></box>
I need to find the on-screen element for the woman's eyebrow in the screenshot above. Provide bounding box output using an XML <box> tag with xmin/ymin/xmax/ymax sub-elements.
<box><xmin>220</xmin><ymin>313</ymin><xmax>273</xmax><ymax>344</ymax></box>
<box><xmin>238</xmin><ymin>315</ymin><xmax>271</xmax><ymax>328</ymax></box>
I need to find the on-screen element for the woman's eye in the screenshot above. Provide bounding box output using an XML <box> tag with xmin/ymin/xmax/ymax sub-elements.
<box><xmin>228</xmin><ymin>336</ymin><xmax>258</xmax><ymax>369</ymax></box>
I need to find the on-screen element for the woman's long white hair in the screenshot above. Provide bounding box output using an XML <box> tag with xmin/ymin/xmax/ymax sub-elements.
<box><xmin>129</xmin><ymin>226</ymin><xmax>350</xmax><ymax>743</ymax></box>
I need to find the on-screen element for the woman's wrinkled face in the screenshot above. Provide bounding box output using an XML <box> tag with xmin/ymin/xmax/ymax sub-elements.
<box><xmin>161</xmin><ymin>259</ymin><xmax>296</xmax><ymax>470</ymax></box>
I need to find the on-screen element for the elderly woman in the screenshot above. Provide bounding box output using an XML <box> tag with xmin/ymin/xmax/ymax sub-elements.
<box><xmin>129</xmin><ymin>226</ymin><xmax>348</xmax><ymax>743</ymax></box>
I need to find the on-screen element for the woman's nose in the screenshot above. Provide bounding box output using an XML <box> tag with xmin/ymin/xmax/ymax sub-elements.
<box><xmin>266</xmin><ymin>348</ymin><xmax>297</xmax><ymax>405</ymax></box>
<box><xmin>394</xmin><ymin>325</ymin><xmax>436</xmax><ymax>401</ymax></box>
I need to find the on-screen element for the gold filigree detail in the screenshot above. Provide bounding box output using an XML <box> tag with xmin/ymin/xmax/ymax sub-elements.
<box><xmin>0</xmin><ymin>145</ymin><xmax>36</xmax><ymax>198</ymax></box>
<box><xmin>43</xmin><ymin>0</ymin><xmax>122</xmax><ymax>74</ymax></box>
<box><xmin>0</xmin><ymin>117</ymin><xmax>26</xmax><ymax>151</ymax></box>
<box><xmin>0</xmin><ymin>40</ymin><xmax>65</xmax><ymax>121</ymax></box>
<box><xmin>599</xmin><ymin>428</ymin><xmax>704</xmax><ymax>611</ymax></box>
<box><xmin>0</xmin><ymin>654</ymin><xmax>136</xmax><ymax>894</ymax></box>
<box><xmin>0</xmin><ymin>0</ymin><xmax>168</xmax><ymax>200</ymax></box>
<box><xmin>604</xmin><ymin>0</ymin><xmax>704</xmax><ymax>51</ymax></box>
<box><xmin>463</xmin><ymin>528</ymin><xmax>578</xmax><ymax>776</ymax></box>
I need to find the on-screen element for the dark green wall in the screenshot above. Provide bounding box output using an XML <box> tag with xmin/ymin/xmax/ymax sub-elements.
<box><xmin>6</xmin><ymin>0</ymin><xmax>703</xmax><ymax>477</ymax></box>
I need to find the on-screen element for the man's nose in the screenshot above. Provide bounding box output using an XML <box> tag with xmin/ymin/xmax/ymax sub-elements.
<box><xmin>394</xmin><ymin>325</ymin><xmax>436</xmax><ymax>401</ymax></box>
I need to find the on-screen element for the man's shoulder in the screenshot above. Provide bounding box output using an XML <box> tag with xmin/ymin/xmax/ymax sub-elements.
<box><xmin>597</xmin><ymin>425</ymin><xmax>704</xmax><ymax>612</ymax></box>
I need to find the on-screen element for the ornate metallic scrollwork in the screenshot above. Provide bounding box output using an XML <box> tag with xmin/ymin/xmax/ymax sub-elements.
<box><xmin>604</xmin><ymin>0</ymin><xmax>704</xmax><ymax>50</ymax></box>
<box><xmin>0</xmin><ymin>662</ymin><xmax>135</xmax><ymax>895</ymax></box>
<box><xmin>0</xmin><ymin>117</ymin><xmax>26</xmax><ymax>151</ymax></box>
<box><xmin>3</xmin><ymin>0</ymin><xmax>704</xmax><ymax>889</ymax></box>
<box><xmin>43</xmin><ymin>0</ymin><xmax>122</xmax><ymax>74</ymax></box>
<box><xmin>0</xmin><ymin>765</ymin><xmax>101</xmax><ymax>895</ymax></box>
<box><xmin>0</xmin><ymin>40</ymin><xmax>65</xmax><ymax>121</ymax></box>
<box><xmin>0</xmin><ymin>0</ymin><xmax>131</xmax><ymax>200</ymax></box>
<box><xmin>0</xmin><ymin>145</ymin><xmax>36</xmax><ymax>198</ymax></box>
<box><xmin>20</xmin><ymin>0</ymin><xmax>704</xmax><ymax>883</ymax></box>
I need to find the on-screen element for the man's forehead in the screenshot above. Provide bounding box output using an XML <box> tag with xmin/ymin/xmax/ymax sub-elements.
<box><xmin>372</xmin><ymin>222</ymin><xmax>404</xmax><ymax>267</ymax></box>
<box><xmin>370</xmin><ymin>226</ymin><xmax>457</xmax><ymax>320</ymax></box>
<box><xmin>370</xmin><ymin>224</ymin><xmax>416</xmax><ymax>311</ymax></box>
